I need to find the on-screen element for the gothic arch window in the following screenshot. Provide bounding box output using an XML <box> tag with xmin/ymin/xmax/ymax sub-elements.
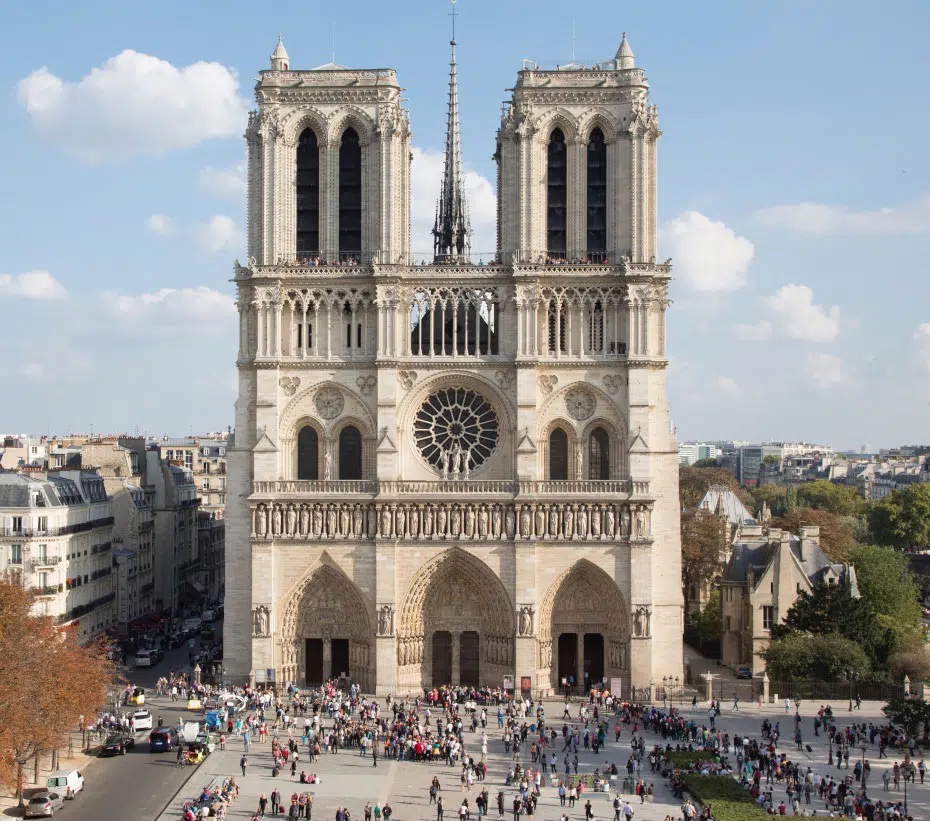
<box><xmin>296</xmin><ymin>128</ymin><xmax>320</xmax><ymax>259</ymax></box>
<box><xmin>297</xmin><ymin>426</ymin><xmax>319</xmax><ymax>480</ymax></box>
<box><xmin>547</xmin><ymin>128</ymin><xmax>567</xmax><ymax>260</ymax></box>
<box><xmin>586</xmin><ymin>128</ymin><xmax>607</xmax><ymax>260</ymax></box>
<box><xmin>338</xmin><ymin>425</ymin><xmax>363</xmax><ymax>480</ymax></box>
<box><xmin>547</xmin><ymin>300</ymin><xmax>566</xmax><ymax>354</ymax></box>
<box><xmin>588</xmin><ymin>426</ymin><xmax>610</xmax><ymax>480</ymax></box>
<box><xmin>549</xmin><ymin>427</ymin><xmax>569</xmax><ymax>480</ymax></box>
<box><xmin>338</xmin><ymin>127</ymin><xmax>362</xmax><ymax>260</ymax></box>
<box><xmin>588</xmin><ymin>300</ymin><xmax>604</xmax><ymax>352</ymax></box>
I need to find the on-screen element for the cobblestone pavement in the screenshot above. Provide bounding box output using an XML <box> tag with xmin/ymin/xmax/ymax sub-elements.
<box><xmin>158</xmin><ymin>698</ymin><xmax>927</xmax><ymax>821</ymax></box>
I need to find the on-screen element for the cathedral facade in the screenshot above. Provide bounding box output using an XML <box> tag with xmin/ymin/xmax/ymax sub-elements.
<box><xmin>224</xmin><ymin>33</ymin><xmax>683</xmax><ymax>695</ymax></box>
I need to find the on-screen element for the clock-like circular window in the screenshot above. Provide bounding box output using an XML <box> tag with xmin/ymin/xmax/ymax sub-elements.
<box><xmin>413</xmin><ymin>387</ymin><xmax>499</xmax><ymax>475</ymax></box>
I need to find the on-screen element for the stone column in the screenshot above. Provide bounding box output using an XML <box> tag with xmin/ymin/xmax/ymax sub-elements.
<box><xmin>576</xmin><ymin>632</ymin><xmax>585</xmax><ymax>695</ymax></box>
<box><xmin>323</xmin><ymin>638</ymin><xmax>332</xmax><ymax>682</ymax></box>
<box><xmin>451</xmin><ymin>633</ymin><xmax>461</xmax><ymax>686</ymax></box>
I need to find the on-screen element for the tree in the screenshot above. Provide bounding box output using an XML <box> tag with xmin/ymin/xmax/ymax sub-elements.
<box><xmin>770</xmin><ymin>507</ymin><xmax>856</xmax><ymax>560</ymax></box>
<box><xmin>888</xmin><ymin>646</ymin><xmax>930</xmax><ymax>680</ymax></box>
<box><xmin>850</xmin><ymin>544</ymin><xmax>924</xmax><ymax>649</ymax></box>
<box><xmin>868</xmin><ymin>484</ymin><xmax>930</xmax><ymax>549</ymax></box>
<box><xmin>883</xmin><ymin>697</ymin><xmax>930</xmax><ymax>741</ymax></box>
<box><xmin>771</xmin><ymin>581</ymin><xmax>893</xmax><ymax>668</ymax></box>
<box><xmin>748</xmin><ymin>484</ymin><xmax>789</xmax><ymax>517</ymax></box>
<box><xmin>681</xmin><ymin>510</ymin><xmax>726</xmax><ymax>609</ymax></box>
<box><xmin>796</xmin><ymin>480</ymin><xmax>863</xmax><ymax>516</ymax></box>
<box><xmin>761</xmin><ymin>633</ymin><xmax>870</xmax><ymax>682</ymax></box>
<box><xmin>688</xmin><ymin>589</ymin><xmax>722</xmax><ymax>643</ymax></box>
<box><xmin>0</xmin><ymin>582</ymin><xmax>112</xmax><ymax>801</ymax></box>
<box><xmin>692</xmin><ymin>458</ymin><xmax>719</xmax><ymax>468</ymax></box>
<box><xmin>679</xmin><ymin>465</ymin><xmax>748</xmax><ymax>511</ymax></box>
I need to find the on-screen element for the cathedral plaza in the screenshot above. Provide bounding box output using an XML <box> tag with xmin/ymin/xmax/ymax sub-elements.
<box><xmin>223</xmin><ymin>28</ymin><xmax>683</xmax><ymax>696</ymax></box>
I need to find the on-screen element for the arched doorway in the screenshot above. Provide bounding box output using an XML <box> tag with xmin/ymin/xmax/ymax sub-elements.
<box><xmin>540</xmin><ymin>560</ymin><xmax>629</xmax><ymax>695</ymax></box>
<box><xmin>279</xmin><ymin>561</ymin><xmax>372</xmax><ymax>691</ymax></box>
<box><xmin>397</xmin><ymin>548</ymin><xmax>514</xmax><ymax>692</ymax></box>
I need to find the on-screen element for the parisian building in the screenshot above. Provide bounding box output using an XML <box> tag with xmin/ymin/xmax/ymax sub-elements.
<box><xmin>224</xmin><ymin>31</ymin><xmax>683</xmax><ymax>694</ymax></box>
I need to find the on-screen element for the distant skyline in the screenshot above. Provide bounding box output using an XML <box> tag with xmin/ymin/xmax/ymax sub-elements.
<box><xmin>1</xmin><ymin>0</ymin><xmax>928</xmax><ymax>444</ymax></box>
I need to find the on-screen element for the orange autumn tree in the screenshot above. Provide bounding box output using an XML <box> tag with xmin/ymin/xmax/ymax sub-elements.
<box><xmin>0</xmin><ymin>580</ymin><xmax>112</xmax><ymax>802</ymax></box>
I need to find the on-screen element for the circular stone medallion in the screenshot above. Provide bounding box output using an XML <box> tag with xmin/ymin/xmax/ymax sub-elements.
<box><xmin>413</xmin><ymin>387</ymin><xmax>499</xmax><ymax>473</ymax></box>
<box><xmin>314</xmin><ymin>387</ymin><xmax>345</xmax><ymax>420</ymax></box>
<box><xmin>565</xmin><ymin>387</ymin><xmax>595</xmax><ymax>421</ymax></box>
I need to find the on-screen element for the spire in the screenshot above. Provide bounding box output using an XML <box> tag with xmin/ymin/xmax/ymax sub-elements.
<box><xmin>433</xmin><ymin>0</ymin><xmax>471</xmax><ymax>263</ymax></box>
<box><xmin>271</xmin><ymin>35</ymin><xmax>290</xmax><ymax>71</ymax></box>
<box><xmin>615</xmin><ymin>32</ymin><xmax>635</xmax><ymax>69</ymax></box>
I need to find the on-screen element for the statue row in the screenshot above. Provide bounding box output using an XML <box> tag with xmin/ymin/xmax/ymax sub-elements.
<box><xmin>251</xmin><ymin>500</ymin><xmax>653</xmax><ymax>541</ymax></box>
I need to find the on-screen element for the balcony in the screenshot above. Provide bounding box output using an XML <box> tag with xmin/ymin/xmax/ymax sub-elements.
<box><xmin>251</xmin><ymin>478</ymin><xmax>649</xmax><ymax>499</ymax></box>
<box><xmin>30</xmin><ymin>556</ymin><xmax>62</xmax><ymax>569</ymax></box>
<box><xmin>0</xmin><ymin>527</ymin><xmax>59</xmax><ymax>538</ymax></box>
<box><xmin>31</xmin><ymin>585</ymin><xmax>62</xmax><ymax>597</ymax></box>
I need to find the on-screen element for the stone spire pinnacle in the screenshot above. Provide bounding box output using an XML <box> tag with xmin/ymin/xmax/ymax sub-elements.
<box><xmin>615</xmin><ymin>32</ymin><xmax>635</xmax><ymax>69</ymax></box>
<box><xmin>432</xmin><ymin>0</ymin><xmax>471</xmax><ymax>263</ymax></box>
<box><xmin>271</xmin><ymin>35</ymin><xmax>290</xmax><ymax>71</ymax></box>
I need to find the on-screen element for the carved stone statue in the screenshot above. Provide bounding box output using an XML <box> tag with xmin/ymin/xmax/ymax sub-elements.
<box><xmin>252</xmin><ymin>605</ymin><xmax>270</xmax><ymax>637</ymax></box>
<box><xmin>491</xmin><ymin>505</ymin><xmax>502</xmax><ymax>537</ymax></box>
<box><xmin>299</xmin><ymin>505</ymin><xmax>310</xmax><ymax>535</ymax></box>
<box><xmin>323</xmin><ymin>449</ymin><xmax>333</xmax><ymax>480</ymax></box>
<box><xmin>620</xmin><ymin>505</ymin><xmax>631</xmax><ymax>538</ymax></box>
<box><xmin>535</xmin><ymin>506</ymin><xmax>546</xmax><ymax>538</ymax></box>
<box><xmin>519</xmin><ymin>506</ymin><xmax>531</xmax><ymax>538</ymax></box>
<box><xmin>256</xmin><ymin>505</ymin><xmax>267</xmax><ymax>537</ymax></box>
<box><xmin>563</xmin><ymin>505</ymin><xmax>574</xmax><ymax>539</ymax></box>
<box><xmin>380</xmin><ymin>507</ymin><xmax>392</xmax><ymax>538</ymax></box>
<box><xmin>591</xmin><ymin>505</ymin><xmax>601</xmax><ymax>538</ymax></box>
<box><xmin>577</xmin><ymin>505</ymin><xmax>588</xmax><ymax>538</ymax></box>
<box><xmin>378</xmin><ymin>605</ymin><xmax>394</xmax><ymax>636</ymax></box>
<box><xmin>478</xmin><ymin>505</ymin><xmax>489</xmax><ymax>538</ymax></box>
<box><xmin>437</xmin><ymin>506</ymin><xmax>448</xmax><ymax>536</ymax></box>
<box><xmin>408</xmin><ymin>507</ymin><xmax>420</xmax><ymax>538</ymax></box>
<box><xmin>395</xmin><ymin>506</ymin><xmax>406</xmax><ymax>538</ymax></box>
<box><xmin>286</xmin><ymin>505</ymin><xmax>297</xmax><ymax>535</ymax></box>
<box><xmin>450</xmin><ymin>505</ymin><xmax>462</xmax><ymax>538</ymax></box>
<box><xmin>605</xmin><ymin>506</ymin><xmax>615</xmax><ymax>537</ymax></box>
<box><xmin>340</xmin><ymin>504</ymin><xmax>351</xmax><ymax>536</ymax></box>
<box><xmin>518</xmin><ymin>605</ymin><xmax>534</xmax><ymax>636</ymax></box>
<box><xmin>504</xmin><ymin>507</ymin><xmax>516</xmax><ymax>539</ymax></box>
<box><xmin>312</xmin><ymin>506</ymin><xmax>323</xmax><ymax>537</ymax></box>
<box><xmin>352</xmin><ymin>505</ymin><xmax>363</xmax><ymax>536</ymax></box>
<box><xmin>465</xmin><ymin>505</ymin><xmax>476</xmax><ymax>538</ymax></box>
<box><xmin>423</xmin><ymin>505</ymin><xmax>434</xmax><ymax>536</ymax></box>
<box><xmin>326</xmin><ymin>505</ymin><xmax>337</xmax><ymax>536</ymax></box>
<box><xmin>271</xmin><ymin>505</ymin><xmax>282</xmax><ymax>535</ymax></box>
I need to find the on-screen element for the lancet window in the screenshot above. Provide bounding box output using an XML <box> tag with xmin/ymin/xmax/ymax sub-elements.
<box><xmin>588</xmin><ymin>427</ymin><xmax>610</xmax><ymax>480</ymax></box>
<box><xmin>539</xmin><ymin>287</ymin><xmax>626</xmax><ymax>358</ymax></box>
<box><xmin>297</xmin><ymin>427</ymin><xmax>319</xmax><ymax>480</ymax></box>
<box><xmin>338</xmin><ymin>128</ymin><xmax>362</xmax><ymax>260</ymax></box>
<box><xmin>546</xmin><ymin>128</ymin><xmax>567</xmax><ymax>260</ymax></box>
<box><xmin>296</xmin><ymin>128</ymin><xmax>320</xmax><ymax>259</ymax></box>
<box><xmin>408</xmin><ymin>288</ymin><xmax>499</xmax><ymax>356</ymax></box>
<box><xmin>338</xmin><ymin>426</ymin><xmax>363</xmax><ymax>480</ymax></box>
<box><xmin>549</xmin><ymin>428</ymin><xmax>569</xmax><ymax>480</ymax></box>
<box><xmin>586</xmin><ymin>128</ymin><xmax>607</xmax><ymax>260</ymax></box>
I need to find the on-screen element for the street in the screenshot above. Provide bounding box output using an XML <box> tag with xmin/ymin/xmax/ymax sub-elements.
<box><xmin>63</xmin><ymin>641</ymin><xmax>209</xmax><ymax>821</ymax></box>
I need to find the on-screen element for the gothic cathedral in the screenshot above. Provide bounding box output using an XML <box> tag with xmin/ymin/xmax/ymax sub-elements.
<box><xmin>224</xmin><ymin>31</ymin><xmax>683</xmax><ymax>695</ymax></box>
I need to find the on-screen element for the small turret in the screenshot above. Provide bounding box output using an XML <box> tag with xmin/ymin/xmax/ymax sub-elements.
<box><xmin>270</xmin><ymin>35</ymin><xmax>290</xmax><ymax>71</ymax></box>
<box><xmin>615</xmin><ymin>32</ymin><xmax>635</xmax><ymax>69</ymax></box>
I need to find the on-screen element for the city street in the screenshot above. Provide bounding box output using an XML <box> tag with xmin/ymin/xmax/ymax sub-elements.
<box><xmin>156</xmin><ymin>696</ymin><xmax>927</xmax><ymax>821</ymax></box>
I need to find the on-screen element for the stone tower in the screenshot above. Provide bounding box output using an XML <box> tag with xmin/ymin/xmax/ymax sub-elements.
<box><xmin>224</xmin><ymin>32</ymin><xmax>682</xmax><ymax>695</ymax></box>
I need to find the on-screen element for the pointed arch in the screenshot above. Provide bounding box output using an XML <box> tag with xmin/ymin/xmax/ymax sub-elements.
<box><xmin>296</xmin><ymin>127</ymin><xmax>321</xmax><ymax>258</ymax></box>
<box><xmin>546</xmin><ymin>127</ymin><xmax>568</xmax><ymax>259</ymax></box>
<box><xmin>586</xmin><ymin>127</ymin><xmax>607</xmax><ymax>259</ymax></box>
<box><xmin>338</xmin><ymin>127</ymin><xmax>362</xmax><ymax>259</ymax></box>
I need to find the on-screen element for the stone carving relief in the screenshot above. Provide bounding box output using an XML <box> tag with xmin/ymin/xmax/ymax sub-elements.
<box><xmin>377</xmin><ymin>604</ymin><xmax>395</xmax><ymax>637</ymax></box>
<box><xmin>250</xmin><ymin>500</ymin><xmax>653</xmax><ymax>543</ymax></box>
<box><xmin>632</xmin><ymin>606</ymin><xmax>652</xmax><ymax>638</ymax></box>
<box><xmin>398</xmin><ymin>370</ymin><xmax>418</xmax><ymax>390</ymax></box>
<box><xmin>603</xmin><ymin>375</ymin><xmax>623</xmax><ymax>395</ymax></box>
<box><xmin>314</xmin><ymin>387</ymin><xmax>344</xmax><ymax>420</ymax></box>
<box><xmin>518</xmin><ymin>605</ymin><xmax>535</xmax><ymax>637</ymax></box>
<box><xmin>538</xmin><ymin>374</ymin><xmax>559</xmax><ymax>394</ymax></box>
<box><xmin>279</xmin><ymin>376</ymin><xmax>301</xmax><ymax>396</ymax></box>
<box><xmin>494</xmin><ymin>370</ymin><xmax>515</xmax><ymax>390</ymax></box>
<box><xmin>252</xmin><ymin>604</ymin><xmax>270</xmax><ymax>637</ymax></box>
<box><xmin>565</xmin><ymin>387</ymin><xmax>595</xmax><ymax>421</ymax></box>
<box><xmin>356</xmin><ymin>375</ymin><xmax>376</xmax><ymax>396</ymax></box>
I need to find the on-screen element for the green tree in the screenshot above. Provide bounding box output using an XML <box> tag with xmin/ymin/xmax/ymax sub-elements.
<box><xmin>761</xmin><ymin>633</ymin><xmax>870</xmax><ymax>681</ymax></box>
<box><xmin>883</xmin><ymin>697</ymin><xmax>930</xmax><ymax>740</ymax></box>
<box><xmin>868</xmin><ymin>484</ymin><xmax>930</xmax><ymax>548</ymax></box>
<box><xmin>748</xmin><ymin>484</ymin><xmax>789</xmax><ymax>517</ymax></box>
<box><xmin>850</xmin><ymin>544</ymin><xmax>924</xmax><ymax>648</ymax></box>
<box><xmin>681</xmin><ymin>511</ymin><xmax>726</xmax><ymax>609</ymax></box>
<box><xmin>770</xmin><ymin>507</ymin><xmax>856</xmax><ymax>560</ymax></box>
<box><xmin>688</xmin><ymin>589</ymin><xmax>722</xmax><ymax>642</ymax></box>
<box><xmin>796</xmin><ymin>480</ymin><xmax>863</xmax><ymax>516</ymax></box>
<box><xmin>692</xmin><ymin>458</ymin><xmax>720</xmax><ymax>468</ymax></box>
<box><xmin>771</xmin><ymin>581</ymin><xmax>893</xmax><ymax>667</ymax></box>
<box><xmin>785</xmin><ymin>486</ymin><xmax>798</xmax><ymax>513</ymax></box>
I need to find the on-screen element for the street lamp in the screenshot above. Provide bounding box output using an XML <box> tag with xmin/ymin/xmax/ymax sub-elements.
<box><xmin>827</xmin><ymin>733</ymin><xmax>833</xmax><ymax>766</ymax></box>
<box><xmin>860</xmin><ymin>744</ymin><xmax>867</xmax><ymax>790</ymax></box>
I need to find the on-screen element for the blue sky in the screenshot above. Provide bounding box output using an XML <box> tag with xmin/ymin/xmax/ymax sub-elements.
<box><xmin>2</xmin><ymin>0</ymin><xmax>929</xmax><ymax>448</ymax></box>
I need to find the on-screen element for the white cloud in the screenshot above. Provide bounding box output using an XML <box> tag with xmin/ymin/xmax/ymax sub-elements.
<box><xmin>734</xmin><ymin>320</ymin><xmax>773</xmax><ymax>341</ymax></box>
<box><xmin>17</xmin><ymin>50</ymin><xmax>248</xmax><ymax>162</ymax></box>
<box><xmin>755</xmin><ymin>194</ymin><xmax>930</xmax><ymax>236</ymax></box>
<box><xmin>199</xmin><ymin>163</ymin><xmax>246</xmax><ymax>200</ymax></box>
<box><xmin>714</xmin><ymin>376</ymin><xmax>741</xmax><ymax>398</ymax></box>
<box><xmin>0</xmin><ymin>270</ymin><xmax>67</xmax><ymax>300</ymax></box>
<box><xmin>765</xmin><ymin>284</ymin><xmax>840</xmax><ymax>342</ymax></box>
<box><xmin>661</xmin><ymin>211</ymin><xmax>754</xmax><ymax>293</ymax></box>
<box><xmin>410</xmin><ymin>147</ymin><xmax>496</xmax><ymax>260</ymax></box>
<box><xmin>20</xmin><ymin>362</ymin><xmax>48</xmax><ymax>381</ymax></box>
<box><xmin>193</xmin><ymin>215</ymin><xmax>244</xmax><ymax>255</ymax></box>
<box><xmin>146</xmin><ymin>213</ymin><xmax>175</xmax><ymax>236</ymax></box>
<box><xmin>804</xmin><ymin>352</ymin><xmax>851</xmax><ymax>388</ymax></box>
<box><xmin>914</xmin><ymin>324</ymin><xmax>930</xmax><ymax>371</ymax></box>
<box><xmin>100</xmin><ymin>286</ymin><xmax>235</xmax><ymax>334</ymax></box>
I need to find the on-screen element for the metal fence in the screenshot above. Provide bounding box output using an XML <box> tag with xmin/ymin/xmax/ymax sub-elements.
<box><xmin>765</xmin><ymin>679</ymin><xmax>905</xmax><ymax>702</ymax></box>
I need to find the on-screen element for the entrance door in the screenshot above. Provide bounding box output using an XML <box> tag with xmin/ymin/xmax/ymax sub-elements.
<box><xmin>583</xmin><ymin>633</ymin><xmax>604</xmax><ymax>685</ymax></box>
<box><xmin>557</xmin><ymin>632</ymin><xmax>578</xmax><ymax>691</ymax></box>
<box><xmin>432</xmin><ymin>631</ymin><xmax>452</xmax><ymax>685</ymax></box>
<box><xmin>460</xmin><ymin>631</ymin><xmax>480</xmax><ymax>687</ymax></box>
<box><xmin>331</xmin><ymin>638</ymin><xmax>350</xmax><ymax>680</ymax></box>
<box><xmin>305</xmin><ymin>638</ymin><xmax>323</xmax><ymax>685</ymax></box>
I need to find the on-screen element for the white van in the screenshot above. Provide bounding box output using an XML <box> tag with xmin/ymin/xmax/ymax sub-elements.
<box><xmin>134</xmin><ymin>649</ymin><xmax>153</xmax><ymax>668</ymax></box>
<box><xmin>47</xmin><ymin>769</ymin><xmax>84</xmax><ymax>798</ymax></box>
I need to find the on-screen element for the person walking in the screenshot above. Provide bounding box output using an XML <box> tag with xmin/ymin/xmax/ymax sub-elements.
<box><xmin>258</xmin><ymin>793</ymin><xmax>268</xmax><ymax>818</ymax></box>
<box><xmin>241</xmin><ymin>755</ymin><xmax>249</xmax><ymax>777</ymax></box>
<box><xmin>271</xmin><ymin>790</ymin><xmax>281</xmax><ymax>815</ymax></box>
<box><xmin>437</xmin><ymin>796</ymin><xmax>444</xmax><ymax>821</ymax></box>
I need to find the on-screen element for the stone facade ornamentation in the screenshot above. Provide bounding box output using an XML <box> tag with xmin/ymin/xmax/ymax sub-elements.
<box><xmin>603</xmin><ymin>375</ymin><xmax>623</xmax><ymax>395</ymax></box>
<box><xmin>377</xmin><ymin>604</ymin><xmax>395</xmax><ymax>636</ymax></box>
<box><xmin>356</xmin><ymin>375</ymin><xmax>376</xmax><ymax>395</ymax></box>
<box><xmin>518</xmin><ymin>605</ymin><xmax>535</xmax><ymax>636</ymax></box>
<box><xmin>398</xmin><ymin>370</ymin><xmax>418</xmax><ymax>390</ymax></box>
<box><xmin>494</xmin><ymin>370</ymin><xmax>515</xmax><ymax>390</ymax></box>
<box><xmin>314</xmin><ymin>387</ymin><xmax>344</xmax><ymax>420</ymax></box>
<box><xmin>632</xmin><ymin>606</ymin><xmax>651</xmax><ymax>638</ymax></box>
<box><xmin>252</xmin><ymin>604</ymin><xmax>271</xmax><ymax>637</ymax></box>
<box><xmin>538</xmin><ymin>374</ymin><xmax>559</xmax><ymax>394</ymax></box>
<box><xmin>279</xmin><ymin>376</ymin><xmax>301</xmax><ymax>396</ymax></box>
<box><xmin>565</xmin><ymin>387</ymin><xmax>595</xmax><ymax>421</ymax></box>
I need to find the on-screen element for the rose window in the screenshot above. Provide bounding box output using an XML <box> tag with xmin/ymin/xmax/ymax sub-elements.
<box><xmin>413</xmin><ymin>387</ymin><xmax>499</xmax><ymax>475</ymax></box>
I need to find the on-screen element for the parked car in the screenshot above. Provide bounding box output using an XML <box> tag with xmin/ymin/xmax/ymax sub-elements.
<box><xmin>132</xmin><ymin>710</ymin><xmax>153</xmax><ymax>731</ymax></box>
<box><xmin>735</xmin><ymin>665</ymin><xmax>753</xmax><ymax>679</ymax></box>
<box><xmin>149</xmin><ymin>727</ymin><xmax>179</xmax><ymax>752</ymax></box>
<box><xmin>46</xmin><ymin>769</ymin><xmax>83</xmax><ymax>799</ymax></box>
<box><xmin>100</xmin><ymin>733</ymin><xmax>135</xmax><ymax>756</ymax></box>
<box><xmin>25</xmin><ymin>791</ymin><xmax>64</xmax><ymax>817</ymax></box>
<box><xmin>133</xmin><ymin>650</ymin><xmax>153</xmax><ymax>668</ymax></box>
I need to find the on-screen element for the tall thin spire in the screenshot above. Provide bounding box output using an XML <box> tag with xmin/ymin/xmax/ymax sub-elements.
<box><xmin>433</xmin><ymin>0</ymin><xmax>471</xmax><ymax>263</ymax></box>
